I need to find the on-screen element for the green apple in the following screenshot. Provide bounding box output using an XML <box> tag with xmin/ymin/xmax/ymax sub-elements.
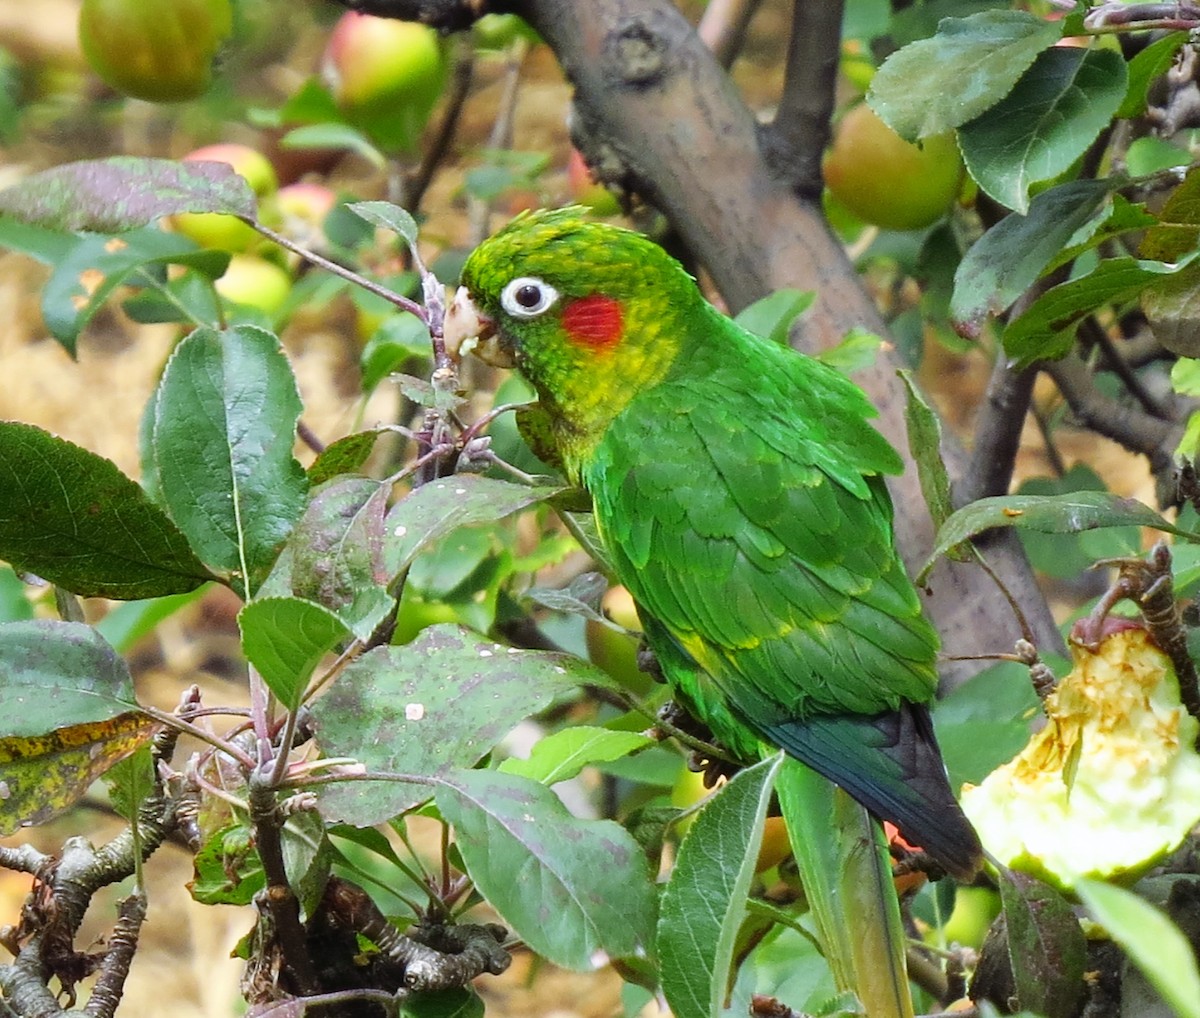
<box><xmin>566</xmin><ymin>147</ymin><xmax>621</xmax><ymax>216</ymax></box>
<box><xmin>322</xmin><ymin>12</ymin><xmax>448</xmax><ymax>155</ymax></box>
<box><xmin>173</xmin><ymin>143</ymin><xmax>278</xmax><ymax>253</ymax></box>
<box><xmin>214</xmin><ymin>254</ymin><xmax>291</xmax><ymax>316</ymax></box>
<box><xmin>79</xmin><ymin>0</ymin><xmax>232</xmax><ymax>103</ymax></box>
<box><xmin>823</xmin><ymin>103</ymin><xmax>962</xmax><ymax>231</ymax></box>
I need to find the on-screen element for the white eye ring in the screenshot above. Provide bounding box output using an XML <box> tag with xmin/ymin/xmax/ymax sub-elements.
<box><xmin>500</xmin><ymin>276</ymin><xmax>560</xmax><ymax>319</ymax></box>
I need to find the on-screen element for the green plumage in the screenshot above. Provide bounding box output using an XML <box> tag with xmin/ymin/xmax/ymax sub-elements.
<box><xmin>456</xmin><ymin>208</ymin><xmax>982</xmax><ymax>880</ymax></box>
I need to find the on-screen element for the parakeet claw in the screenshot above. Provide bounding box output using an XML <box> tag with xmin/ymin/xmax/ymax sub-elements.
<box><xmin>444</xmin><ymin>286</ymin><xmax>513</xmax><ymax>367</ymax></box>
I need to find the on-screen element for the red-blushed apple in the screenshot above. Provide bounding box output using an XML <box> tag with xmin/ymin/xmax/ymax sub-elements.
<box><xmin>322</xmin><ymin>12</ymin><xmax>447</xmax><ymax>155</ymax></box>
<box><xmin>823</xmin><ymin>103</ymin><xmax>963</xmax><ymax>231</ymax></box>
<box><xmin>566</xmin><ymin>148</ymin><xmax>621</xmax><ymax>215</ymax></box>
<box><xmin>276</xmin><ymin>182</ymin><xmax>337</xmax><ymax>251</ymax></box>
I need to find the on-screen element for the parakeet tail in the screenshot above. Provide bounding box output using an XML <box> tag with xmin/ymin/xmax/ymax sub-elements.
<box><xmin>761</xmin><ymin>702</ymin><xmax>983</xmax><ymax>881</ymax></box>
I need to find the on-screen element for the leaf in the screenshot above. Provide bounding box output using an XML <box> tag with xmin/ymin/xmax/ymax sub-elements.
<box><xmin>190</xmin><ymin>824</ymin><xmax>265</xmax><ymax>906</ymax></box>
<box><xmin>383</xmin><ymin>476</ymin><xmax>565</xmax><ymax>580</ymax></box>
<box><xmin>1003</xmin><ymin>255</ymin><xmax>1196</xmax><ymax>366</ymax></box>
<box><xmin>346</xmin><ymin>200</ymin><xmax>419</xmax><ymax>248</ymax></box>
<box><xmin>1076</xmin><ymin>879</ymin><xmax>1200</xmax><ymax>1018</ymax></box>
<box><xmin>0</xmin><ymin>157</ymin><xmax>257</xmax><ymax>233</ymax></box>
<box><xmin>920</xmin><ymin>490</ymin><xmax>1196</xmax><ymax>582</ymax></box>
<box><xmin>105</xmin><ymin>743</ymin><xmax>156</xmax><ymax>823</ymax></box>
<box><xmin>40</xmin><ymin>228</ymin><xmax>228</xmax><ymax>353</ymax></box>
<box><xmin>311</xmin><ymin>625</ymin><xmax>611</xmax><ymax>825</ymax></box>
<box><xmin>307</xmin><ymin>431</ymin><xmax>382</xmax><ymax>486</ymax></box>
<box><xmin>0</xmin><ymin>712</ymin><xmax>157</xmax><ymax>835</ymax></box>
<box><xmin>499</xmin><ymin>727</ymin><xmax>654</xmax><ymax>785</ymax></box>
<box><xmin>95</xmin><ymin>588</ymin><xmax>207</xmax><ymax>653</ymax></box>
<box><xmin>998</xmin><ymin>869</ymin><xmax>1087</xmax><ymax>1018</ymax></box>
<box><xmin>238</xmin><ymin>597</ymin><xmax>351</xmax><ymax>710</ymax></box>
<box><xmin>290</xmin><ymin>477</ymin><xmax>393</xmax><ymax>640</ymax></box>
<box><xmin>361</xmin><ymin>313</ymin><xmax>432</xmax><ymax>393</ymax></box>
<box><xmin>951</xmin><ymin>179</ymin><xmax>1113</xmax><ymax>337</ymax></box>
<box><xmin>400</xmin><ymin>989</ymin><xmax>484</xmax><ymax>1018</ymax></box>
<box><xmin>657</xmin><ymin>756</ymin><xmax>782</xmax><ymax>1018</ymax></box>
<box><xmin>149</xmin><ymin>325</ymin><xmax>309</xmax><ymax>587</ymax></box>
<box><xmin>436</xmin><ymin>767</ymin><xmax>657</xmax><ymax>969</ymax></box>
<box><xmin>1118</xmin><ymin>31</ymin><xmax>1188</xmax><ymax>119</ymax></box>
<box><xmin>0</xmin><ymin>216</ymin><xmax>76</xmax><ymax>264</ymax></box>
<box><xmin>816</xmin><ymin>327</ymin><xmax>884</xmax><ymax>376</ymax></box>
<box><xmin>1144</xmin><ymin>262</ymin><xmax>1200</xmax><ymax>357</ymax></box>
<box><xmin>959</xmin><ymin>48</ymin><xmax>1128</xmax><ymax>214</ymax></box>
<box><xmin>733</xmin><ymin>289</ymin><xmax>814</xmax><ymax>345</ymax></box>
<box><xmin>281</xmin><ymin>124</ymin><xmax>385</xmax><ymax>169</ymax></box>
<box><xmin>0</xmin><ymin>422</ymin><xmax>214</xmax><ymax>599</ymax></box>
<box><xmin>898</xmin><ymin>370</ymin><xmax>955</xmax><ymax>535</ymax></box>
<box><xmin>1141</xmin><ymin>168</ymin><xmax>1200</xmax><ymax>262</ymax></box>
<box><xmin>868</xmin><ymin>10</ymin><xmax>1060</xmax><ymax>140</ymax></box>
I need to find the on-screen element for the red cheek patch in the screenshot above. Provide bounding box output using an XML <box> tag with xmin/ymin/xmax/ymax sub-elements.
<box><xmin>562</xmin><ymin>294</ymin><xmax>623</xmax><ymax>351</ymax></box>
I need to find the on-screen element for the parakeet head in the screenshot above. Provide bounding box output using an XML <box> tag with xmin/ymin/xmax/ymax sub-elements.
<box><xmin>445</xmin><ymin>209</ymin><xmax>701</xmax><ymax>461</ymax></box>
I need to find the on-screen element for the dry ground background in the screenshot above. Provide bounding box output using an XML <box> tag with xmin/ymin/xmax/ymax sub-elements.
<box><xmin>0</xmin><ymin>1</ymin><xmax>1155</xmax><ymax>1014</ymax></box>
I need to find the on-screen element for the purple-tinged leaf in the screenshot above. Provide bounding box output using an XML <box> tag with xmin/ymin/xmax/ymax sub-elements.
<box><xmin>0</xmin><ymin>157</ymin><xmax>256</xmax><ymax>233</ymax></box>
<box><xmin>999</xmin><ymin>869</ymin><xmax>1087</xmax><ymax>1018</ymax></box>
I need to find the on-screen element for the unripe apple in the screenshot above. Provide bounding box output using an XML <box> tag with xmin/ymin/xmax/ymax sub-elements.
<box><xmin>322</xmin><ymin>12</ymin><xmax>448</xmax><ymax>155</ymax></box>
<box><xmin>823</xmin><ymin>103</ymin><xmax>963</xmax><ymax>231</ymax></box>
<box><xmin>173</xmin><ymin>143</ymin><xmax>278</xmax><ymax>253</ymax></box>
<box><xmin>472</xmin><ymin>13</ymin><xmax>540</xmax><ymax>52</ymax></box>
<box><xmin>78</xmin><ymin>0</ymin><xmax>232</xmax><ymax>103</ymax></box>
<box><xmin>584</xmin><ymin>584</ymin><xmax>652</xmax><ymax>693</ymax></box>
<box><xmin>214</xmin><ymin>254</ymin><xmax>291</xmax><ymax>316</ymax></box>
<box><xmin>276</xmin><ymin>182</ymin><xmax>337</xmax><ymax>249</ymax></box>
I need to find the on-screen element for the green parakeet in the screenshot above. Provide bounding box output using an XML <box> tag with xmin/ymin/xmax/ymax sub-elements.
<box><xmin>445</xmin><ymin>208</ymin><xmax>982</xmax><ymax>882</ymax></box>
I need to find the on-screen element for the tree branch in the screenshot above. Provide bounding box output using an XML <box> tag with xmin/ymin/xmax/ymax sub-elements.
<box><xmin>761</xmin><ymin>0</ymin><xmax>844</xmax><ymax>198</ymax></box>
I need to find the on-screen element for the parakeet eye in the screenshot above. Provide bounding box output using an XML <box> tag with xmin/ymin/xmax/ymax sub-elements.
<box><xmin>500</xmin><ymin>277</ymin><xmax>559</xmax><ymax>318</ymax></box>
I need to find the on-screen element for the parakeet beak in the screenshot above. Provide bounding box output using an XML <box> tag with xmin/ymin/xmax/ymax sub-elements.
<box><xmin>444</xmin><ymin>286</ymin><xmax>515</xmax><ymax>368</ymax></box>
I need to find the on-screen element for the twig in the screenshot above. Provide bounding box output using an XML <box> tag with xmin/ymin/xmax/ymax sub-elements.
<box><xmin>404</xmin><ymin>38</ymin><xmax>475</xmax><ymax>212</ymax></box>
<box><xmin>1081</xmin><ymin>316</ymin><xmax>1170</xmax><ymax>419</ymax></box>
<box><xmin>958</xmin><ymin>357</ymin><xmax>1037</xmax><ymax>506</ymax></box>
<box><xmin>697</xmin><ymin>0</ymin><xmax>766</xmax><ymax>68</ymax></box>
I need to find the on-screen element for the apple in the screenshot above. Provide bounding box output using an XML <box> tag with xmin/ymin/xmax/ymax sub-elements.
<box><xmin>173</xmin><ymin>143</ymin><xmax>279</xmax><ymax>253</ymax></box>
<box><xmin>472</xmin><ymin>14</ymin><xmax>540</xmax><ymax>52</ymax></box>
<box><xmin>276</xmin><ymin>182</ymin><xmax>337</xmax><ymax>250</ymax></box>
<box><xmin>322</xmin><ymin>12</ymin><xmax>448</xmax><ymax>155</ymax></box>
<box><xmin>584</xmin><ymin>584</ymin><xmax>653</xmax><ymax>693</ymax></box>
<box><xmin>214</xmin><ymin>254</ymin><xmax>291</xmax><ymax>316</ymax></box>
<box><xmin>566</xmin><ymin>148</ymin><xmax>621</xmax><ymax>216</ymax></box>
<box><xmin>78</xmin><ymin>0</ymin><xmax>232</xmax><ymax>103</ymax></box>
<box><xmin>823</xmin><ymin>103</ymin><xmax>963</xmax><ymax>231</ymax></box>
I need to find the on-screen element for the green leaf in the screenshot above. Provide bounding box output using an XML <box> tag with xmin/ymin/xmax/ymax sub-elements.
<box><xmin>959</xmin><ymin>47</ymin><xmax>1128</xmax><ymax>214</ymax></box>
<box><xmin>290</xmin><ymin>477</ymin><xmax>393</xmax><ymax>640</ymax></box>
<box><xmin>400</xmin><ymin>988</ymin><xmax>484</xmax><ymax>1018</ymax></box>
<box><xmin>1142</xmin><ymin>262</ymin><xmax>1200</xmax><ymax>357</ymax></box>
<box><xmin>383</xmin><ymin>476</ymin><xmax>565</xmax><ymax>580</ymax></box>
<box><xmin>1141</xmin><ymin>168</ymin><xmax>1200</xmax><ymax>262</ymax></box>
<box><xmin>658</xmin><ymin>755</ymin><xmax>782</xmax><ymax>1018</ymax></box>
<box><xmin>149</xmin><ymin>325</ymin><xmax>308</xmax><ymax>588</ymax></box>
<box><xmin>437</xmin><ymin>767</ymin><xmax>657</xmax><ymax>969</ymax></box>
<box><xmin>0</xmin><ymin>216</ymin><xmax>75</xmax><ymax>264</ymax></box>
<box><xmin>1076</xmin><ymin>879</ymin><xmax>1200</xmax><ymax>1018</ymax></box>
<box><xmin>0</xmin><ymin>567</ymin><xmax>34</xmax><ymax>623</ymax></box>
<box><xmin>920</xmin><ymin>490</ymin><xmax>1197</xmax><ymax>581</ymax></box>
<box><xmin>105</xmin><ymin>743</ymin><xmax>156</xmax><ymax>823</ymax></box>
<box><xmin>899</xmin><ymin>370</ymin><xmax>955</xmax><ymax>535</ymax></box>
<box><xmin>951</xmin><ymin>179</ymin><xmax>1113</xmax><ymax>338</ymax></box>
<box><xmin>816</xmin><ymin>327</ymin><xmax>884</xmax><ymax>376</ymax></box>
<box><xmin>307</xmin><ymin>431</ymin><xmax>382</xmax><ymax>486</ymax></box>
<box><xmin>998</xmin><ymin>869</ymin><xmax>1087</xmax><ymax>1018</ymax></box>
<box><xmin>281</xmin><ymin>123</ymin><xmax>385</xmax><ymax>169</ymax></box>
<box><xmin>1118</xmin><ymin>31</ymin><xmax>1188</xmax><ymax>119</ymax></box>
<box><xmin>40</xmin><ymin>228</ymin><xmax>228</xmax><ymax>354</ymax></box>
<box><xmin>0</xmin><ymin>422</ymin><xmax>214</xmax><ymax>599</ymax></box>
<box><xmin>190</xmin><ymin>824</ymin><xmax>265</xmax><ymax>906</ymax></box>
<box><xmin>733</xmin><ymin>289</ymin><xmax>814</xmax><ymax>345</ymax></box>
<box><xmin>499</xmin><ymin>726</ymin><xmax>654</xmax><ymax>785</ymax></box>
<box><xmin>361</xmin><ymin>312</ymin><xmax>432</xmax><ymax>393</ymax></box>
<box><xmin>868</xmin><ymin>10</ymin><xmax>1060</xmax><ymax>140</ymax></box>
<box><xmin>0</xmin><ymin>157</ymin><xmax>257</xmax><ymax>233</ymax></box>
<box><xmin>238</xmin><ymin>597</ymin><xmax>351</xmax><ymax>710</ymax></box>
<box><xmin>311</xmin><ymin>625</ymin><xmax>610</xmax><ymax>825</ymax></box>
<box><xmin>346</xmin><ymin>200</ymin><xmax>419</xmax><ymax>248</ymax></box>
<box><xmin>1003</xmin><ymin>254</ymin><xmax>1196</xmax><ymax>366</ymax></box>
